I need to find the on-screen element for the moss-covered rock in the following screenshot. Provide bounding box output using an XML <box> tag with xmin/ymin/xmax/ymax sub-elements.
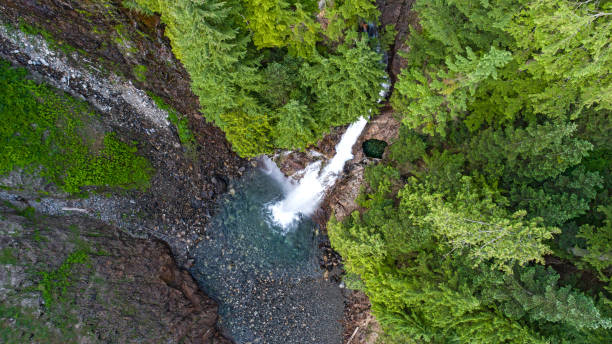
<box><xmin>362</xmin><ymin>139</ymin><xmax>387</xmax><ymax>159</ymax></box>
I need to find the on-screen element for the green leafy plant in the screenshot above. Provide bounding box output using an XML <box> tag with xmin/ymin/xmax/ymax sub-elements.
<box><xmin>0</xmin><ymin>248</ymin><xmax>17</xmax><ymax>265</ymax></box>
<box><xmin>0</xmin><ymin>60</ymin><xmax>152</xmax><ymax>194</ymax></box>
<box><xmin>38</xmin><ymin>250</ymin><xmax>91</xmax><ymax>307</ymax></box>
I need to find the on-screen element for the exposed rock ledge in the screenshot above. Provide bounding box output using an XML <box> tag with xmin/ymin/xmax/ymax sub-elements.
<box><xmin>277</xmin><ymin>107</ymin><xmax>400</xmax><ymax>225</ymax></box>
<box><xmin>0</xmin><ymin>204</ymin><xmax>230</xmax><ymax>344</ymax></box>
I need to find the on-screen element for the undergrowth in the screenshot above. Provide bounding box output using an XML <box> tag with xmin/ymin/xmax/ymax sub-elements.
<box><xmin>147</xmin><ymin>91</ymin><xmax>197</xmax><ymax>158</ymax></box>
<box><xmin>38</xmin><ymin>249</ymin><xmax>91</xmax><ymax>307</ymax></box>
<box><xmin>16</xmin><ymin>19</ymin><xmax>77</xmax><ymax>56</ymax></box>
<box><xmin>0</xmin><ymin>59</ymin><xmax>152</xmax><ymax>194</ymax></box>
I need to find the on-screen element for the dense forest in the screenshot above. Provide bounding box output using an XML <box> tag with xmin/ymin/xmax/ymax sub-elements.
<box><xmin>2</xmin><ymin>0</ymin><xmax>610</xmax><ymax>342</ymax></box>
<box><xmin>124</xmin><ymin>0</ymin><xmax>612</xmax><ymax>342</ymax></box>
<box><xmin>328</xmin><ymin>0</ymin><xmax>612</xmax><ymax>343</ymax></box>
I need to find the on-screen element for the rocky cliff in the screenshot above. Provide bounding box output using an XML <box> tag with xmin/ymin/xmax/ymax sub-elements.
<box><xmin>0</xmin><ymin>203</ymin><xmax>230</xmax><ymax>343</ymax></box>
<box><xmin>0</xmin><ymin>1</ymin><xmax>244</xmax><ymax>342</ymax></box>
<box><xmin>0</xmin><ymin>0</ymin><xmax>248</xmax><ymax>264</ymax></box>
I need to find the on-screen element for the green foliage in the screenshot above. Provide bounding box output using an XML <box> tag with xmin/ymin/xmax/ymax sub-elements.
<box><xmin>476</xmin><ymin>265</ymin><xmax>611</xmax><ymax>331</ymax></box>
<box><xmin>131</xmin><ymin>0</ymin><xmax>386</xmax><ymax>156</ymax></box>
<box><xmin>272</xmin><ymin>100</ymin><xmax>319</xmax><ymax>150</ymax></box>
<box><xmin>0</xmin><ymin>303</ymin><xmax>78</xmax><ymax>344</ymax></box>
<box><xmin>388</xmin><ymin>127</ymin><xmax>427</xmax><ymax>164</ymax></box>
<box><xmin>0</xmin><ymin>60</ymin><xmax>151</xmax><ymax>194</ymax></box>
<box><xmin>122</xmin><ymin>0</ymin><xmax>159</xmax><ymax>15</ymax></box>
<box><xmin>466</xmin><ymin>120</ymin><xmax>593</xmax><ymax>183</ymax></box>
<box><xmin>330</xmin><ymin>0</ymin><xmax>612</xmax><ymax>341</ymax></box>
<box><xmin>300</xmin><ymin>37</ymin><xmax>386</xmax><ymax>126</ymax></box>
<box><xmin>151</xmin><ymin>0</ymin><xmax>263</xmax><ymax>123</ymax></box>
<box><xmin>132</xmin><ymin>64</ymin><xmax>147</xmax><ymax>83</ymax></box>
<box><xmin>17</xmin><ymin>206</ymin><xmax>36</xmax><ymax>221</ymax></box>
<box><xmin>392</xmin><ymin>0</ymin><xmax>611</xmax><ymax>135</ymax></box>
<box><xmin>220</xmin><ymin>111</ymin><xmax>274</xmax><ymax>157</ymax></box>
<box><xmin>323</xmin><ymin>0</ymin><xmax>379</xmax><ymax>41</ymax></box>
<box><xmin>424</xmin><ymin>177</ymin><xmax>560</xmax><ymax>273</ymax></box>
<box><xmin>38</xmin><ymin>250</ymin><xmax>91</xmax><ymax>308</ymax></box>
<box><xmin>148</xmin><ymin>91</ymin><xmax>197</xmax><ymax>156</ymax></box>
<box><xmin>0</xmin><ymin>248</ymin><xmax>17</xmax><ymax>265</ymax></box>
<box><xmin>506</xmin><ymin>0</ymin><xmax>612</xmax><ymax>117</ymax></box>
<box><xmin>393</xmin><ymin>46</ymin><xmax>513</xmax><ymax>136</ymax></box>
<box><xmin>242</xmin><ymin>0</ymin><xmax>320</xmax><ymax>58</ymax></box>
<box><xmin>510</xmin><ymin>167</ymin><xmax>603</xmax><ymax>226</ymax></box>
<box><xmin>17</xmin><ymin>20</ymin><xmax>77</xmax><ymax>55</ymax></box>
<box><xmin>362</xmin><ymin>139</ymin><xmax>387</xmax><ymax>159</ymax></box>
<box><xmin>577</xmin><ymin>204</ymin><xmax>612</xmax><ymax>295</ymax></box>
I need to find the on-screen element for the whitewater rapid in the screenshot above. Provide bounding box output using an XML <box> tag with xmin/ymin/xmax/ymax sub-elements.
<box><xmin>263</xmin><ymin>116</ymin><xmax>368</xmax><ymax>230</ymax></box>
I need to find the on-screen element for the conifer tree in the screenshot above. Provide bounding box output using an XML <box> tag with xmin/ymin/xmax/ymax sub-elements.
<box><xmin>300</xmin><ymin>36</ymin><xmax>385</xmax><ymax>126</ymax></box>
<box><xmin>242</xmin><ymin>0</ymin><xmax>320</xmax><ymax>58</ymax></box>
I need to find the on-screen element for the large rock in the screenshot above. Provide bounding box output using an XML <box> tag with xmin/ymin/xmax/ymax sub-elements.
<box><xmin>322</xmin><ymin>109</ymin><xmax>401</xmax><ymax>224</ymax></box>
<box><xmin>0</xmin><ymin>204</ymin><xmax>231</xmax><ymax>344</ymax></box>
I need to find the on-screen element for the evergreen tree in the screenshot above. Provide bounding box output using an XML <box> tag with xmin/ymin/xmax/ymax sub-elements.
<box><xmin>300</xmin><ymin>36</ymin><xmax>386</xmax><ymax>126</ymax></box>
<box><xmin>242</xmin><ymin>0</ymin><xmax>320</xmax><ymax>58</ymax></box>
<box><xmin>272</xmin><ymin>100</ymin><xmax>319</xmax><ymax>149</ymax></box>
<box><xmin>507</xmin><ymin>0</ymin><xmax>612</xmax><ymax>118</ymax></box>
<box><xmin>323</xmin><ymin>0</ymin><xmax>379</xmax><ymax>41</ymax></box>
<box><xmin>478</xmin><ymin>266</ymin><xmax>612</xmax><ymax>330</ymax></box>
<box><xmin>423</xmin><ymin>177</ymin><xmax>559</xmax><ymax>273</ymax></box>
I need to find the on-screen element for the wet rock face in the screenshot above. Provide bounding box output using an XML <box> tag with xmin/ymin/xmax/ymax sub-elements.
<box><xmin>317</xmin><ymin>109</ymin><xmax>400</xmax><ymax>224</ymax></box>
<box><xmin>376</xmin><ymin>0</ymin><xmax>418</xmax><ymax>83</ymax></box>
<box><xmin>0</xmin><ymin>204</ymin><xmax>231</xmax><ymax>344</ymax></box>
<box><xmin>0</xmin><ymin>0</ymin><xmax>196</xmax><ymax>118</ymax></box>
<box><xmin>273</xmin><ymin>126</ymin><xmax>347</xmax><ymax>180</ymax></box>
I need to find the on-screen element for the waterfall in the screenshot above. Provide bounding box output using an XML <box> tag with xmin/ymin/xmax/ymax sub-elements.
<box><xmin>263</xmin><ymin>22</ymin><xmax>389</xmax><ymax>231</ymax></box>
<box><xmin>266</xmin><ymin>116</ymin><xmax>368</xmax><ymax>230</ymax></box>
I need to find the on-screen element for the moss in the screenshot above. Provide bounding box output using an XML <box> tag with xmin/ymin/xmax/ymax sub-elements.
<box><xmin>0</xmin><ymin>303</ymin><xmax>79</xmax><ymax>343</ymax></box>
<box><xmin>147</xmin><ymin>91</ymin><xmax>197</xmax><ymax>158</ymax></box>
<box><xmin>32</xmin><ymin>229</ymin><xmax>47</xmax><ymax>243</ymax></box>
<box><xmin>17</xmin><ymin>207</ymin><xmax>36</xmax><ymax>221</ymax></box>
<box><xmin>362</xmin><ymin>139</ymin><xmax>388</xmax><ymax>159</ymax></box>
<box><xmin>0</xmin><ymin>59</ymin><xmax>152</xmax><ymax>194</ymax></box>
<box><xmin>121</xmin><ymin>0</ymin><xmax>158</xmax><ymax>16</ymax></box>
<box><xmin>37</xmin><ymin>249</ymin><xmax>91</xmax><ymax>307</ymax></box>
<box><xmin>132</xmin><ymin>64</ymin><xmax>147</xmax><ymax>83</ymax></box>
<box><xmin>17</xmin><ymin>19</ymin><xmax>77</xmax><ymax>55</ymax></box>
<box><xmin>0</xmin><ymin>248</ymin><xmax>17</xmax><ymax>265</ymax></box>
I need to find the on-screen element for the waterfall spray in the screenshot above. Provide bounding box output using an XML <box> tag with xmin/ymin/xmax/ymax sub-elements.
<box><xmin>267</xmin><ymin>117</ymin><xmax>368</xmax><ymax>230</ymax></box>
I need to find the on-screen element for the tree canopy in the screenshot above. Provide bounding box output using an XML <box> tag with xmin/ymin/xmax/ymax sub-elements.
<box><xmin>129</xmin><ymin>0</ymin><xmax>384</xmax><ymax>157</ymax></box>
<box><xmin>330</xmin><ymin>0</ymin><xmax>612</xmax><ymax>342</ymax></box>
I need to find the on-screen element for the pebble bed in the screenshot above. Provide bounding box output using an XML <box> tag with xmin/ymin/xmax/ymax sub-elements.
<box><xmin>191</xmin><ymin>168</ymin><xmax>344</xmax><ymax>344</ymax></box>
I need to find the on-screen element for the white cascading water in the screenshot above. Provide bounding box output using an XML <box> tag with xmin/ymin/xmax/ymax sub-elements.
<box><xmin>265</xmin><ymin>116</ymin><xmax>368</xmax><ymax>230</ymax></box>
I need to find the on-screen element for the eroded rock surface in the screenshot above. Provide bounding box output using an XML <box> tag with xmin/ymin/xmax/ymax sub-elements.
<box><xmin>377</xmin><ymin>0</ymin><xmax>419</xmax><ymax>83</ymax></box>
<box><xmin>0</xmin><ymin>204</ymin><xmax>230</xmax><ymax>344</ymax></box>
<box><xmin>315</xmin><ymin>108</ymin><xmax>401</xmax><ymax>224</ymax></box>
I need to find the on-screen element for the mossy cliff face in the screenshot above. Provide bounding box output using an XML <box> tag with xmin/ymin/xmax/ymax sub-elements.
<box><xmin>0</xmin><ymin>204</ymin><xmax>230</xmax><ymax>343</ymax></box>
<box><xmin>0</xmin><ymin>0</ymin><xmax>248</xmax><ymax>262</ymax></box>
<box><xmin>0</xmin><ymin>3</ymin><xmax>246</xmax><ymax>342</ymax></box>
<box><xmin>0</xmin><ymin>0</ymin><xmax>199</xmax><ymax>118</ymax></box>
